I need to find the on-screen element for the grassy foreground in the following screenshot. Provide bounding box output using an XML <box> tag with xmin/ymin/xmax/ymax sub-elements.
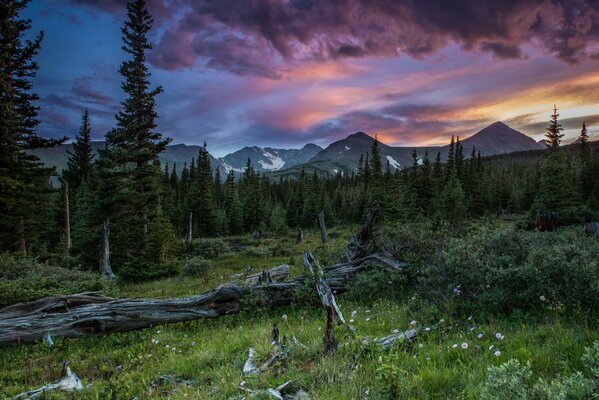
<box><xmin>1</xmin><ymin>225</ymin><xmax>598</xmax><ymax>399</ymax></box>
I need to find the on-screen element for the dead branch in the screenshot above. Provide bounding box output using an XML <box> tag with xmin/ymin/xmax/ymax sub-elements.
<box><xmin>13</xmin><ymin>361</ymin><xmax>84</xmax><ymax>400</ymax></box>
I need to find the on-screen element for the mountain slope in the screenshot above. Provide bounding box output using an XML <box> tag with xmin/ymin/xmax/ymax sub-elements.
<box><xmin>457</xmin><ymin>121</ymin><xmax>545</xmax><ymax>156</ymax></box>
<box><xmin>271</xmin><ymin>122</ymin><xmax>544</xmax><ymax>179</ymax></box>
<box><xmin>220</xmin><ymin>144</ymin><xmax>322</xmax><ymax>173</ymax></box>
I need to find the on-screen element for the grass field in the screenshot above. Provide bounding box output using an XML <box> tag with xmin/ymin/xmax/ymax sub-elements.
<box><xmin>1</xmin><ymin>225</ymin><xmax>598</xmax><ymax>399</ymax></box>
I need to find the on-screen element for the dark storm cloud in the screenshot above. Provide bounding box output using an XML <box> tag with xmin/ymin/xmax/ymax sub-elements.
<box><xmin>135</xmin><ymin>0</ymin><xmax>599</xmax><ymax>76</ymax></box>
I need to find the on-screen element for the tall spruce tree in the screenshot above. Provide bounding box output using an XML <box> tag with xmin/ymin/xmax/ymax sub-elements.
<box><xmin>98</xmin><ymin>0</ymin><xmax>171</xmax><ymax>269</ymax></box>
<box><xmin>63</xmin><ymin>109</ymin><xmax>94</xmax><ymax>192</ymax></box>
<box><xmin>0</xmin><ymin>0</ymin><xmax>66</xmax><ymax>253</ymax></box>
<box><xmin>545</xmin><ymin>105</ymin><xmax>564</xmax><ymax>148</ymax></box>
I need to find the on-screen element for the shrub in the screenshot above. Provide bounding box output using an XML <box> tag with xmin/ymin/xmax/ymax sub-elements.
<box><xmin>0</xmin><ymin>253</ymin><xmax>110</xmax><ymax>307</ymax></box>
<box><xmin>118</xmin><ymin>256</ymin><xmax>179</xmax><ymax>282</ymax></box>
<box><xmin>269</xmin><ymin>241</ymin><xmax>295</xmax><ymax>257</ymax></box>
<box><xmin>346</xmin><ymin>266</ymin><xmax>408</xmax><ymax>302</ymax></box>
<box><xmin>481</xmin><ymin>359</ymin><xmax>533</xmax><ymax>400</ymax></box>
<box><xmin>243</xmin><ymin>245</ymin><xmax>272</xmax><ymax>258</ymax></box>
<box><xmin>419</xmin><ymin>226</ymin><xmax>599</xmax><ymax>314</ymax></box>
<box><xmin>191</xmin><ymin>238</ymin><xmax>229</xmax><ymax>259</ymax></box>
<box><xmin>180</xmin><ymin>257</ymin><xmax>213</xmax><ymax>277</ymax></box>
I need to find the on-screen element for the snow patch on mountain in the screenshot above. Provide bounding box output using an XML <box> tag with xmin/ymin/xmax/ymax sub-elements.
<box><xmin>222</xmin><ymin>160</ymin><xmax>244</xmax><ymax>173</ymax></box>
<box><xmin>258</xmin><ymin>150</ymin><xmax>285</xmax><ymax>170</ymax></box>
<box><xmin>345</xmin><ymin>146</ymin><xmax>351</xmax><ymax>151</ymax></box>
<box><xmin>386</xmin><ymin>155</ymin><xmax>401</xmax><ymax>169</ymax></box>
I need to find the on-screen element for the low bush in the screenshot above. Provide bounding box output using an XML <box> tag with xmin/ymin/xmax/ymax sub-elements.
<box><xmin>481</xmin><ymin>343</ymin><xmax>599</xmax><ymax>399</ymax></box>
<box><xmin>419</xmin><ymin>226</ymin><xmax>599</xmax><ymax>315</ymax></box>
<box><xmin>243</xmin><ymin>245</ymin><xmax>272</xmax><ymax>258</ymax></box>
<box><xmin>180</xmin><ymin>257</ymin><xmax>213</xmax><ymax>277</ymax></box>
<box><xmin>0</xmin><ymin>253</ymin><xmax>110</xmax><ymax>307</ymax></box>
<box><xmin>191</xmin><ymin>238</ymin><xmax>229</xmax><ymax>259</ymax></box>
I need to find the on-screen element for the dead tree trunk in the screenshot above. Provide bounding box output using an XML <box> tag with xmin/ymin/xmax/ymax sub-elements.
<box><xmin>296</xmin><ymin>229</ymin><xmax>304</xmax><ymax>244</ymax></box>
<box><xmin>64</xmin><ymin>182</ymin><xmax>71</xmax><ymax>251</ymax></box>
<box><xmin>186</xmin><ymin>212</ymin><xmax>193</xmax><ymax>243</ymax></box>
<box><xmin>304</xmin><ymin>251</ymin><xmax>344</xmax><ymax>354</ymax></box>
<box><xmin>100</xmin><ymin>220</ymin><xmax>115</xmax><ymax>279</ymax></box>
<box><xmin>318</xmin><ymin>211</ymin><xmax>328</xmax><ymax>244</ymax></box>
<box><xmin>346</xmin><ymin>202</ymin><xmax>379</xmax><ymax>261</ymax></box>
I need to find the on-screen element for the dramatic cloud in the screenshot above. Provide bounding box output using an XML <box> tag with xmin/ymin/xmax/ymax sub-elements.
<box><xmin>27</xmin><ymin>1</ymin><xmax>599</xmax><ymax>153</ymax></box>
<box><xmin>143</xmin><ymin>0</ymin><xmax>599</xmax><ymax>77</ymax></box>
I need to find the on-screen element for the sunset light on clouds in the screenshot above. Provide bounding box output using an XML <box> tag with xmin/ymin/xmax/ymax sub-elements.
<box><xmin>27</xmin><ymin>0</ymin><xmax>599</xmax><ymax>156</ymax></box>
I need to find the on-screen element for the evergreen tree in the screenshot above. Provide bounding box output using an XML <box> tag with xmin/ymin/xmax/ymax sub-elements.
<box><xmin>439</xmin><ymin>170</ymin><xmax>468</xmax><ymax>226</ymax></box>
<box><xmin>98</xmin><ymin>0</ymin><xmax>171</xmax><ymax>269</ymax></box>
<box><xmin>545</xmin><ymin>104</ymin><xmax>564</xmax><ymax>148</ymax></box>
<box><xmin>0</xmin><ymin>0</ymin><xmax>66</xmax><ymax>253</ymax></box>
<box><xmin>63</xmin><ymin>109</ymin><xmax>94</xmax><ymax>192</ymax></box>
<box><xmin>189</xmin><ymin>145</ymin><xmax>217</xmax><ymax>236</ymax></box>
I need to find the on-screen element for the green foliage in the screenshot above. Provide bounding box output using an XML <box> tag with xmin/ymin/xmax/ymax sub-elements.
<box><xmin>0</xmin><ymin>253</ymin><xmax>109</xmax><ymax>307</ymax></box>
<box><xmin>180</xmin><ymin>257</ymin><xmax>213</xmax><ymax>277</ymax></box>
<box><xmin>191</xmin><ymin>238</ymin><xmax>229</xmax><ymax>259</ymax></box>
<box><xmin>346</xmin><ymin>266</ymin><xmax>408</xmax><ymax>302</ymax></box>
<box><xmin>481</xmin><ymin>359</ymin><xmax>534</xmax><ymax>400</ymax></box>
<box><xmin>482</xmin><ymin>344</ymin><xmax>599</xmax><ymax>400</ymax></box>
<box><xmin>243</xmin><ymin>245</ymin><xmax>273</xmax><ymax>258</ymax></box>
<box><xmin>421</xmin><ymin>226</ymin><xmax>599</xmax><ymax>314</ymax></box>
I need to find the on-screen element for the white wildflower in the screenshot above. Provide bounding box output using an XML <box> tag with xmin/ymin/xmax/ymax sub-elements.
<box><xmin>351</xmin><ymin>310</ymin><xmax>358</xmax><ymax>318</ymax></box>
<box><xmin>282</xmin><ymin>314</ymin><xmax>288</xmax><ymax>321</ymax></box>
<box><xmin>461</xmin><ymin>342</ymin><xmax>468</xmax><ymax>349</ymax></box>
<box><xmin>495</xmin><ymin>333</ymin><xmax>502</xmax><ymax>339</ymax></box>
<box><xmin>452</xmin><ymin>344</ymin><xmax>459</xmax><ymax>349</ymax></box>
<box><xmin>365</xmin><ymin>317</ymin><xmax>371</xmax><ymax>322</ymax></box>
<box><xmin>494</xmin><ymin>350</ymin><xmax>501</xmax><ymax>357</ymax></box>
<box><xmin>489</xmin><ymin>345</ymin><xmax>494</xmax><ymax>350</ymax></box>
<box><xmin>410</xmin><ymin>320</ymin><xmax>417</xmax><ymax>326</ymax></box>
<box><xmin>477</xmin><ymin>333</ymin><xmax>484</xmax><ymax>339</ymax></box>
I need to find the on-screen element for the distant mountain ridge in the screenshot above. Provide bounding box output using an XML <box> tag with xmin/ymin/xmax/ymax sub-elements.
<box><xmin>270</xmin><ymin>121</ymin><xmax>546</xmax><ymax>179</ymax></box>
<box><xmin>30</xmin><ymin>121</ymin><xmax>545</xmax><ymax>180</ymax></box>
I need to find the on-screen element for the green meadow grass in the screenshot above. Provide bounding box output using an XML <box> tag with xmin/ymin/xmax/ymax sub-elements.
<box><xmin>0</xmin><ymin>228</ymin><xmax>597</xmax><ymax>399</ymax></box>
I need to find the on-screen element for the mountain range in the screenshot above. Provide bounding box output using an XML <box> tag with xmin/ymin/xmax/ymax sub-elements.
<box><xmin>30</xmin><ymin>121</ymin><xmax>545</xmax><ymax>180</ymax></box>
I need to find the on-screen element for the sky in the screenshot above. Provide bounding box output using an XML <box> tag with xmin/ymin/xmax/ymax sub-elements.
<box><xmin>26</xmin><ymin>0</ymin><xmax>599</xmax><ymax>157</ymax></box>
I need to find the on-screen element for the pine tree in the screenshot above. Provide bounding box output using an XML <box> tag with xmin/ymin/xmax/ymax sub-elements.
<box><xmin>189</xmin><ymin>145</ymin><xmax>217</xmax><ymax>236</ymax></box>
<box><xmin>0</xmin><ymin>0</ymin><xmax>66</xmax><ymax>253</ymax></box>
<box><xmin>439</xmin><ymin>170</ymin><xmax>468</xmax><ymax>226</ymax></box>
<box><xmin>63</xmin><ymin>109</ymin><xmax>95</xmax><ymax>192</ymax></box>
<box><xmin>545</xmin><ymin>104</ymin><xmax>564</xmax><ymax>148</ymax></box>
<box><xmin>97</xmin><ymin>0</ymin><xmax>171</xmax><ymax>269</ymax></box>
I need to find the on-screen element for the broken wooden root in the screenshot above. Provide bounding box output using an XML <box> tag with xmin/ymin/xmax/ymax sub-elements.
<box><xmin>237</xmin><ymin>380</ymin><xmax>310</xmax><ymax>400</ymax></box>
<box><xmin>362</xmin><ymin>320</ymin><xmax>445</xmax><ymax>349</ymax></box>
<box><xmin>13</xmin><ymin>361</ymin><xmax>85</xmax><ymax>400</ymax></box>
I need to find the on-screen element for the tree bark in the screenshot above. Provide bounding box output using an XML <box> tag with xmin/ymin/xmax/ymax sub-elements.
<box><xmin>318</xmin><ymin>211</ymin><xmax>328</xmax><ymax>244</ymax></box>
<box><xmin>64</xmin><ymin>182</ymin><xmax>71</xmax><ymax>251</ymax></box>
<box><xmin>100</xmin><ymin>220</ymin><xmax>115</xmax><ymax>279</ymax></box>
<box><xmin>186</xmin><ymin>212</ymin><xmax>193</xmax><ymax>243</ymax></box>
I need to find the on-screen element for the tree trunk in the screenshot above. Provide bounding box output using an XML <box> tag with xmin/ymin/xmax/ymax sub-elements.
<box><xmin>186</xmin><ymin>212</ymin><xmax>193</xmax><ymax>242</ymax></box>
<box><xmin>100</xmin><ymin>220</ymin><xmax>115</xmax><ymax>279</ymax></box>
<box><xmin>64</xmin><ymin>182</ymin><xmax>71</xmax><ymax>251</ymax></box>
<box><xmin>318</xmin><ymin>210</ymin><xmax>328</xmax><ymax>244</ymax></box>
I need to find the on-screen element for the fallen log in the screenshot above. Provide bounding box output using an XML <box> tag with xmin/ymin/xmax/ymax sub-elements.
<box><xmin>0</xmin><ymin>206</ymin><xmax>403</xmax><ymax>347</ymax></box>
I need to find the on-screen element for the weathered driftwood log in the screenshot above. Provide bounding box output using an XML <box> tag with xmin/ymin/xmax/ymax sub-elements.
<box><xmin>585</xmin><ymin>222</ymin><xmax>599</xmax><ymax>238</ymax></box>
<box><xmin>13</xmin><ymin>361</ymin><xmax>84</xmax><ymax>400</ymax></box>
<box><xmin>236</xmin><ymin>264</ymin><xmax>290</xmax><ymax>285</ymax></box>
<box><xmin>0</xmin><ymin>252</ymin><xmax>402</xmax><ymax>346</ymax></box>
<box><xmin>0</xmin><ymin>205</ymin><xmax>402</xmax><ymax>346</ymax></box>
<box><xmin>362</xmin><ymin>320</ymin><xmax>444</xmax><ymax>349</ymax></box>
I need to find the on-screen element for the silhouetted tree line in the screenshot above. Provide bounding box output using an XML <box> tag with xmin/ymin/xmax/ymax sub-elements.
<box><xmin>2</xmin><ymin>0</ymin><xmax>598</xmax><ymax>281</ymax></box>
